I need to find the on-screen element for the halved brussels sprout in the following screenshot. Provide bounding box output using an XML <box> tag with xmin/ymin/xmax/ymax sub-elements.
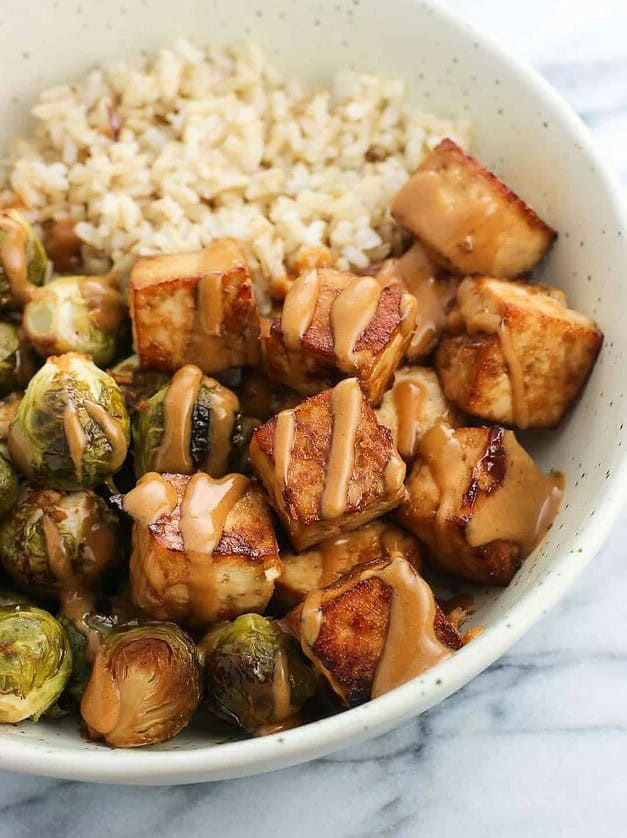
<box><xmin>0</xmin><ymin>322</ymin><xmax>38</xmax><ymax>397</ymax></box>
<box><xmin>109</xmin><ymin>355</ymin><xmax>170</xmax><ymax>415</ymax></box>
<box><xmin>7</xmin><ymin>352</ymin><xmax>130</xmax><ymax>489</ymax></box>
<box><xmin>0</xmin><ymin>486</ymin><xmax>119</xmax><ymax>601</ymax></box>
<box><xmin>202</xmin><ymin>614</ymin><xmax>317</xmax><ymax>734</ymax></box>
<box><xmin>0</xmin><ymin>604</ymin><xmax>72</xmax><ymax>723</ymax></box>
<box><xmin>23</xmin><ymin>275</ymin><xmax>127</xmax><ymax>367</ymax></box>
<box><xmin>0</xmin><ymin>452</ymin><xmax>18</xmax><ymax>519</ymax></box>
<box><xmin>0</xmin><ymin>210</ymin><xmax>48</xmax><ymax>310</ymax></box>
<box><xmin>81</xmin><ymin>621</ymin><xmax>201</xmax><ymax>748</ymax></box>
<box><xmin>133</xmin><ymin>365</ymin><xmax>241</xmax><ymax>478</ymax></box>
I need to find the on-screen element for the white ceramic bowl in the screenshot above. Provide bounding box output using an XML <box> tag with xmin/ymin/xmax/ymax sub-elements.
<box><xmin>0</xmin><ymin>0</ymin><xmax>625</xmax><ymax>786</ymax></box>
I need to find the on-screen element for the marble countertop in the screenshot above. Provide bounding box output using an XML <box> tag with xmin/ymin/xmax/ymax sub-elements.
<box><xmin>2</xmin><ymin>1</ymin><xmax>626</xmax><ymax>835</ymax></box>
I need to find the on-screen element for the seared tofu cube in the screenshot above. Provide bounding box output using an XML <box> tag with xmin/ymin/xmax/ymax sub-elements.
<box><xmin>435</xmin><ymin>276</ymin><xmax>603</xmax><ymax>428</ymax></box>
<box><xmin>126</xmin><ymin>471</ymin><xmax>281</xmax><ymax>630</ymax></box>
<box><xmin>391</xmin><ymin>139</ymin><xmax>556</xmax><ymax>277</ymax></box>
<box><xmin>377</xmin><ymin>241</ymin><xmax>459</xmax><ymax>361</ymax></box>
<box><xmin>376</xmin><ymin>366</ymin><xmax>461</xmax><ymax>462</ymax></box>
<box><xmin>396</xmin><ymin>425</ymin><xmax>563</xmax><ymax>585</ymax></box>
<box><xmin>286</xmin><ymin>555</ymin><xmax>461</xmax><ymax>707</ymax></box>
<box><xmin>250</xmin><ymin>377</ymin><xmax>407</xmax><ymax>550</ymax></box>
<box><xmin>262</xmin><ymin>267</ymin><xmax>417</xmax><ymax>405</ymax></box>
<box><xmin>274</xmin><ymin>520</ymin><xmax>422</xmax><ymax>611</ymax></box>
<box><xmin>130</xmin><ymin>239</ymin><xmax>260</xmax><ymax>374</ymax></box>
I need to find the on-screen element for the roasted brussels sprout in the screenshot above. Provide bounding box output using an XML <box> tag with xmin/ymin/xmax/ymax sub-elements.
<box><xmin>81</xmin><ymin>622</ymin><xmax>201</xmax><ymax>748</ymax></box>
<box><xmin>0</xmin><ymin>392</ymin><xmax>22</xmax><ymax>442</ymax></box>
<box><xmin>23</xmin><ymin>275</ymin><xmax>126</xmax><ymax>367</ymax></box>
<box><xmin>109</xmin><ymin>355</ymin><xmax>170</xmax><ymax>415</ymax></box>
<box><xmin>0</xmin><ymin>486</ymin><xmax>119</xmax><ymax>601</ymax></box>
<box><xmin>202</xmin><ymin>614</ymin><xmax>317</xmax><ymax>734</ymax></box>
<box><xmin>132</xmin><ymin>365</ymin><xmax>241</xmax><ymax>478</ymax></box>
<box><xmin>0</xmin><ymin>604</ymin><xmax>72</xmax><ymax>723</ymax></box>
<box><xmin>8</xmin><ymin>352</ymin><xmax>130</xmax><ymax>489</ymax></box>
<box><xmin>0</xmin><ymin>452</ymin><xmax>18</xmax><ymax>519</ymax></box>
<box><xmin>0</xmin><ymin>209</ymin><xmax>48</xmax><ymax>310</ymax></box>
<box><xmin>0</xmin><ymin>322</ymin><xmax>38</xmax><ymax>396</ymax></box>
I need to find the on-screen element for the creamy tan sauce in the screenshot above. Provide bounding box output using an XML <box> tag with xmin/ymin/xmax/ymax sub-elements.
<box><xmin>419</xmin><ymin>423</ymin><xmax>467</xmax><ymax>554</ymax></box>
<box><xmin>81</xmin><ymin>275</ymin><xmax>125</xmax><ymax>333</ymax></box>
<box><xmin>204</xmin><ymin>381</ymin><xmax>239</xmax><ymax>477</ymax></box>
<box><xmin>179</xmin><ymin>473</ymin><xmax>249</xmax><ymax>557</ymax></box>
<box><xmin>0</xmin><ymin>214</ymin><xmax>36</xmax><ymax>305</ymax></box>
<box><xmin>464</xmin><ymin>307</ymin><xmax>529</xmax><ymax>428</ymax></box>
<box><xmin>271</xmin><ymin>647</ymin><xmax>293</xmax><ymax>722</ymax></box>
<box><xmin>281</xmin><ymin>269</ymin><xmax>321</xmax><ymax>351</ymax></box>
<box><xmin>392</xmin><ymin>378</ymin><xmax>427</xmax><ymax>461</ymax></box>
<box><xmin>124</xmin><ymin>472</ymin><xmax>179</xmax><ymax>526</ymax></box>
<box><xmin>152</xmin><ymin>365</ymin><xmax>204</xmax><ymax>473</ymax></box>
<box><xmin>83</xmin><ymin>400</ymin><xmax>128</xmax><ymax>471</ymax></box>
<box><xmin>199</xmin><ymin>272</ymin><xmax>224</xmax><ymax>337</ymax></box>
<box><xmin>370</xmin><ymin>555</ymin><xmax>451</xmax><ymax>697</ymax></box>
<box><xmin>465</xmin><ymin>432</ymin><xmax>563</xmax><ymax>554</ymax></box>
<box><xmin>273</xmin><ymin>409</ymin><xmax>296</xmax><ymax>498</ymax></box>
<box><xmin>320</xmin><ymin>378</ymin><xmax>362</xmax><ymax>519</ymax></box>
<box><xmin>63</xmin><ymin>403</ymin><xmax>87</xmax><ymax>482</ymax></box>
<box><xmin>330</xmin><ymin>276</ymin><xmax>382</xmax><ymax>371</ymax></box>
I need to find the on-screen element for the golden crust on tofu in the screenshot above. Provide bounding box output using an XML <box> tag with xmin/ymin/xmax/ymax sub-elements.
<box><xmin>286</xmin><ymin>556</ymin><xmax>461</xmax><ymax>706</ymax></box>
<box><xmin>391</xmin><ymin>139</ymin><xmax>556</xmax><ymax>277</ymax></box>
<box><xmin>377</xmin><ymin>241</ymin><xmax>459</xmax><ymax>361</ymax></box>
<box><xmin>262</xmin><ymin>268</ymin><xmax>417</xmax><ymax>405</ymax></box>
<box><xmin>435</xmin><ymin>276</ymin><xmax>603</xmax><ymax>428</ymax></box>
<box><xmin>130</xmin><ymin>239</ymin><xmax>260</xmax><ymax>374</ymax></box>
<box><xmin>396</xmin><ymin>425</ymin><xmax>563</xmax><ymax>585</ymax></box>
<box><xmin>128</xmin><ymin>472</ymin><xmax>281</xmax><ymax>629</ymax></box>
<box><xmin>274</xmin><ymin>520</ymin><xmax>422</xmax><ymax>611</ymax></box>
<box><xmin>250</xmin><ymin>379</ymin><xmax>407</xmax><ymax>550</ymax></box>
<box><xmin>376</xmin><ymin>366</ymin><xmax>462</xmax><ymax>462</ymax></box>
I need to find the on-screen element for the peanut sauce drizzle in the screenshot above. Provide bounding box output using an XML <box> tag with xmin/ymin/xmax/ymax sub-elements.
<box><xmin>179</xmin><ymin>473</ymin><xmax>249</xmax><ymax>557</ymax></box>
<box><xmin>392</xmin><ymin>378</ymin><xmax>427</xmax><ymax>461</ymax></box>
<box><xmin>204</xmin><ymin>382</ymin><xmax>239</xmax><ymax>477</ymax></box>
<box><xmin>199</xmin><ymin>273</ymin><xmax>224</xmax><ymax>337</ymax></box>
<box><xmin>81</xmin><ymin>275</ymin><xmax>125</xmax><ymax>333</ymax></box>
<box><xmin>320</xmin><ymin>378</ymin><xmax>363</xmax><ymax>519</ymax></box>
<box><xmin>271</xmin><ymin>646</ymin><xmax>293</xmax><ymax>723</ymax></box>
<box><xmin>83</xmin><ymin>400</ymin><xmax>128</xmax><ymax>471</ymax></box>
<box><xmin>152</xmin><ymin>365</ymin><xmax>204</xmax><ymax>473</ymax></box>
<box><xmin>123</xmin><ymin>472</ymin><xmax>179</xmax><ymax>526</ymax></box>
<box><xmin>273</xmin><ymin>409</ymin><xmax>296</xmax><ymax>497</ymax></box>
<box><xmin>280</xmin><ymin>269</ymin><xmax>321</xmax><ymax>351</ymax></box>
<box><xmin>419</xmin><ymin>423</ymin><xmax>467</xmax><ymax>555</ymax></box>
<box><xmin>63</xmin><ymin>402</ymin><xmax>87</xmax><ymax>482</ymax></box>
<box><xmin>0</xmin><ymin>213</ymin><xmax>37</xmax><ymax>305</ymax></box>
<box><xmin>465</xmin><ymin>432</ymin><xmax>564</xmax><ymax>555</ymax></box>
<box><xmin>330</xmin><ymin>276</ymin><xmax>382</xmax><ymax>371</ymax></box>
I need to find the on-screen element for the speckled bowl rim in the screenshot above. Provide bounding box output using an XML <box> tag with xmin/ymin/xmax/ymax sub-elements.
<box><xmin>1</xmin><ymin>0</ymin><xmax>626</xmax><ymax>785</ymax></box>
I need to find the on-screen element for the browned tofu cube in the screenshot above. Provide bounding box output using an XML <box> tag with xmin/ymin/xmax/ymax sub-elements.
<box><xmin>376</xmin><ymin>366</ymin><xmax>462</xmax><ymax>462</ymax></box>
<box><xmin>286</xmin><ymin>554</ymin><xmax>461</xmax><ymax>706</ymax></box>
<box><xmin>396</xmin><ymin>425</ymin><xmax>563</xmax><ymax>585</ymax></box>
<box><xmin>435</xmin><ymin>276</ymin><xmax>603</xmax><ymax>428</ymax></box>
<box><xmin>125</xmin><ymin>471</ymin><xmax>281</xmax><ymax>630</ymax></box>
<box><xmin>262</xmin><ymin>267</ymin><xmax>417</xmax><ymax>405</ymax></box>
<box><xmin>391</xmin><ymin>139</ymin><xmax>556</xmax><ymax>277</ymax></box>
<box><xmin>274</xmin><ymin>520</ymin><xmax>423</xmax><ymax>611</ymax></box>
<box><xmin>250</xmin><ymin>377</ymin><xmax>407</xmax><ymax>550</ymax></box>
<box><xmin>377</xmin><ymin>241</ymin><xmax>459</xmax><ymax>361</ymax></box>
<box><xmin>130</xmin><ymin>239</ymin><xmax>260</xmax><ymax>374</ymax></box>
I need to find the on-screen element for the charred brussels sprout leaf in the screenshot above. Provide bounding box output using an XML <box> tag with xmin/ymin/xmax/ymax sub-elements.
<box><xmin>0</xmin><ymin>210</ymin><xmax>48</xmax><ymax>311</ymax></box>
<box><xmin>0</xmin><ymin>486</ymin><xmax>119</xmax><ymax>601</ymax></box>
<box><xmin>7</xmin><ymin>352</ymin><xmax>130</xmax><ymax>489</ymax></box>
<box><xmin>0</xmin><ymin>605</ymin><xmax>72</xmax><ymax>723</ymax></box>
<box><xmin>203</xmin><ymin>614</ymin><xmax>316</xmax><ymax>734</ymax></box>
<box><xmin>0</xmin><ymin>322</ymin><xmax>38</xmax><ymax>397</ymax></box>
<box><xmin>0</xmin><ymin>453</ymin><xmax>18</xmax><ymax>519</ymax></box>
<box><xmin>80</xmin><ymin>621</ymin><xmax>201</xmax><ymax>747</ymax></box>
<box><xmin>23</xmin><ymin>275</ymin><xmax>127</xmax><ymax>367</ymax></box>
<box><xmin>132</xmin><ymin>366</ymin><xmax>240</xmax><ymax>478</ymax></box>
<box><xmin>109</xmin><ymin>355</ymin><xmax>170</xmax><ymax>415</ymax></box>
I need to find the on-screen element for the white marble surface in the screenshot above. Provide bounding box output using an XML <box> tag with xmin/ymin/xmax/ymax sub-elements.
<box><xmin>1</xmin><ymin>1</ymin><xmax>626</xmax><ymax>835</ymax></box>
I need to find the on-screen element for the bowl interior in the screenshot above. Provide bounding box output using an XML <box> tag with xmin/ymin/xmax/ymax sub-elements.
<box><xmin>0</xmin><ymin>0</ymin><xmax>625</xmax><ymax>784</ymax></box>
